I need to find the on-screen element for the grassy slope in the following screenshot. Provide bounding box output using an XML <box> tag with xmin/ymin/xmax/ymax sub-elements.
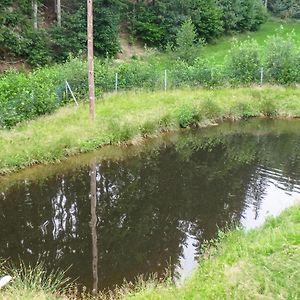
<box><xmin>123</xmin><ymin>205</ymin><xmax>300</xmax><ymax>300</ymax></box>
<box><xmin>1</xmin><ymin>87</ymin><xmax>300</xmax><ymax>174</ymax></box>
<box><xmin>145</xmin><ymin>19</ymin><xmax>300</xmax><ymax>68</ymax></box>
<box><xmin>202</xmin><ymin>19</ymin><xmax>300</xmax><ymax>65</ymax></box>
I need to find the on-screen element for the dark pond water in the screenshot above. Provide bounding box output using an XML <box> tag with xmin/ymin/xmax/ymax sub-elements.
<box><xmin>1</xmin><ymin>119</ymin><xmax>300</xmax><ymax>292</ymax></box>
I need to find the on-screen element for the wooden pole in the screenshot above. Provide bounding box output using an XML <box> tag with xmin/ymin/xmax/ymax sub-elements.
<box><xmin>87</xmin><ymin>0</ymin><xmax>96</xmax><ymax>120</ymax></box>
<box><xmin>32</xmin><ymin>0</ymin><xmax>38</xmax><ymax>30</ymax></box>
<box><xmin>57</xmin><ymin>0</ymin><xmax>61</xmax><ymax>26</ymax></box>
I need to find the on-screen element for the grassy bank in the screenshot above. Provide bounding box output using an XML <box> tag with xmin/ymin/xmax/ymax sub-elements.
<box><xmin>122</xmin><ymin>204</ymin><xmax>300</xmax><ymax>300</ymax></box>
<box><xmin>0</xmin><ymin>204</ymin><xmax>299</xmax><ymax>299</ymax></box>
<box><xmin>1</xmin><ymin>86</ymin><xmax>300</xmax><ymax>175</ymax></box>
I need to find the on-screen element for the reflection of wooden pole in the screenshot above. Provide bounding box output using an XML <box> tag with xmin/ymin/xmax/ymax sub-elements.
<box><xmin>90</xmin><ymin>161</ymin><xmax>98</xmax><ymax>293</ymax></box>
<box><xmin>87</xmin><ymin>0</ymin><xmax>95</xmax><ymax>120</ymax></box>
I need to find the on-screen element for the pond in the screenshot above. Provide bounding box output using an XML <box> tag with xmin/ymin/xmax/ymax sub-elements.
<box><xmin>0</xmin><ymin>119</ymin><xmax>300</xmax><ymax>292</ymax></box>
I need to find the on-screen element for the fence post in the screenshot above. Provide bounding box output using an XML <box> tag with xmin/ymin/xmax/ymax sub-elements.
<box><xmin>164</xmin><ymin>70</ymin><xmax>167</xmax><ymax>92</ymax></box>
<box><xmin>260</xmin><ymin>66</ymin><xmax>264</xmax><ymax>85</ymax></box>
<box><xmin>65</xmin><ymin>81</ymin><xmax>79</xmax><ymax>106</ymax></box>
<box><xmin>115</xmin><ymin>73</ymin><xmax>118</xmax><ymax>92</ymax></box>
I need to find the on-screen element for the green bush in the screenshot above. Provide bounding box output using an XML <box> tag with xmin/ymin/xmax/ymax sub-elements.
<box><xmin>0</xmin><ymin>58</ymin><xmax>88</xmax><ymax>128</ymax></box>
<box><xmin>227</xmin><ymin>39</ymin><xmax>262</xmax><ymax>84</ymax></box>
<box><xmin>265</xmin><ymin>34</ymin><xmax>300</xmax><ymax>84</ymax></box>
<box><xmin>176</xmin><ymin>104</ymin><xmax>201</xmax><ymax>128</ymax></box>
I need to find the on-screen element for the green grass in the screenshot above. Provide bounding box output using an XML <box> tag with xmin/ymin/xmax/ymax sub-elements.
<box><xmin>1</xmin><ymin>86</ymin><xmax>300</xmax><ymax>175</ymax></box>
<box><xmin>121</xmin><ymin>204</ymin><xmax>300</xmax><ymax>300</ymax></box>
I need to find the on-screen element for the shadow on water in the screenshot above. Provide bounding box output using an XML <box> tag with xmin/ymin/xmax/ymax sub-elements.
<box><xmin>0</xmin><ymin>119</ymin><xmax>300</xmax><ymax>292</ymax></box>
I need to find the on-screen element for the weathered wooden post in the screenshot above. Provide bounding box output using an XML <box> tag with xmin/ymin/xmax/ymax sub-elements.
<box><xmin>32</xmin><ymin>0</ymin><xmax>38</xmax><ymax>29</ymax></box>
<box><xmin>56</xmin><ymin>0</ymin><xmax>61</xmax><ymax>27</ymax></box>
<box><xmin>87</xmin><ymin>0</ymin><xmax>95</xmax><ymax>120</ymax></box>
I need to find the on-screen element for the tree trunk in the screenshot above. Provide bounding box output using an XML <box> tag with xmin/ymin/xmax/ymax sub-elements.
<box><xmin>87</xmin><ymin>0</ymin><xmax>96</xmax><ymax>120</ymax></box>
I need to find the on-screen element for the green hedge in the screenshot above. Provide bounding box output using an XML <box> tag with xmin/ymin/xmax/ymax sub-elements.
<box><xmin>1</xmin><ymin>34</ymin><xmax>300</xmax><ymax>128</ymax></box>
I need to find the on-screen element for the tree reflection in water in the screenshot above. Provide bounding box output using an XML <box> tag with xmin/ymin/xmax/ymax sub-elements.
<box><xmin>0</xmin><ymin>120</ymin><xmax>300</xmax><ymax>292</ymax></box>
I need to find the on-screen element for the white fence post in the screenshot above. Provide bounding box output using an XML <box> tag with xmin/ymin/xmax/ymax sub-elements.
<box><xmin>260</xmin><ymin>67</ymin><xmax>264</xmax><ymax>85</ymax></box>
<box><xmin>115</xmin><ymin>73</ymin><xmax>118</xmax><ymax>92</ymax></box>
<box><xmin>164</xmin><ymin>70</ymin><xmax>167</xmax><ymax>92</ymax></box>
<box><xmin>65</xmin><ymin>81</ymin><xmax>79</xmax><ymax>106</ymax></box>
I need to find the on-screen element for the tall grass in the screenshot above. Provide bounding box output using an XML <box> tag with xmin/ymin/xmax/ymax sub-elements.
<box><xmin>0</xmin><ymin>260</ymin><xmax>70</xmax><ymax>300</ymax></box>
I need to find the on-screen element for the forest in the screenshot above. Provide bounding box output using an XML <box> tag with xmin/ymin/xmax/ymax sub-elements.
<box><xmin>1</xmin><ymin>0</ymin><xmax>298</xmax><ymax>66</ymax></box>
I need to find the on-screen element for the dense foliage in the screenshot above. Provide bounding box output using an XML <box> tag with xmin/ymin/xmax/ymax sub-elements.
<box><xmin>268</xmin><ymin>0</ymin><xmax>300</xmax><ymax>18</ymax></box>
<box><xmin>130</xmin><ymin>0</ymin><xmax>266</xmax><ymax>48</ymax></box>
<box><xmin>1</xmin><ymin>33</ymin><xmax>300</xmax><ymax>128</ymax></box>
<box><xmin>0</xmin><ymin>0</ymin><xmax>268</xmax><ymax>66</ymax></box>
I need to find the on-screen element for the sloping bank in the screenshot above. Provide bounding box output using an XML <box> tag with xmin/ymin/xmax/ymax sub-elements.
<box><xmin>1</xmin><ymin>86</ymin><xmax>300</xmax><ymax>175</ymax></box>
<box><xmin>121</xmin><ymin>204</ymin><xmax>300</xmax><ymax>300</ymax></box>
<box><xmin>0</xmin><ymin>204</ymin><xmax>299</xmax><ymax>299</ymax></box>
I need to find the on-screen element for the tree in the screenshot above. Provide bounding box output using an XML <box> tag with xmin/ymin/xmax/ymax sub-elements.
<box><xmin>189</xmin><ymin>0</ymin><xmax>223</xmax><ymax>41</ymax></box>
<box><xmin>175</xmin><ymin>19</ymin><xmax>201</xmax><ymax>64</ymax></box>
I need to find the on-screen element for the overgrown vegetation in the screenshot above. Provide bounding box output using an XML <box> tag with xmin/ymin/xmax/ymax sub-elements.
<box><xmin>0</xmin><ymin>0</ymin><xmax>268</xmax><ymax>66</ymax></box>
<box><xmin>268</xmin><ymin>0</ymin><xmax>300</xmax><ymax>18</ymax></box>
<box><xmin>1</xmin><ymin>28</ymin><xmax>300</xmax><ymax>128</ymax></box>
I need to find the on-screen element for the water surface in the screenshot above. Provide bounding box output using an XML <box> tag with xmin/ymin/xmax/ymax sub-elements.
<box><xmin>0</xmin><ymin>119</ymin><xmax>300</xmax><ymax>292</ymax></box>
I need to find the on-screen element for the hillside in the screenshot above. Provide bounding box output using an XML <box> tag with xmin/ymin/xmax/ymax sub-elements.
<box><xmin>1</xmin><ymin>0</ymin><xmax>269</xmax><ymax>68</ymax></box>
<box><xmin>144</xmin><ymin>18</ymin><xmax>300</xmax><ymax>69</ymax></box>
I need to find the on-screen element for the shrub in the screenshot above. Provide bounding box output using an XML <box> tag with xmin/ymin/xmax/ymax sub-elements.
<box><xmin>176</xmin><ymin>104</ymin><xmax>201</xmax><ymax>128</ymax></box>
<box><xmin>264</xmin><ymin>34</ymin><xmax>300</xmax><ymax>84</ymax></box>
<box><xmin>227</xmin><ymin>39</ymin><xmax>262</xmax><ymax>84</ymax></box>
<box><xmin>0</xmin><ymin>58</ymin><xmax>88</xmax><ymax>128</ymax></box>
